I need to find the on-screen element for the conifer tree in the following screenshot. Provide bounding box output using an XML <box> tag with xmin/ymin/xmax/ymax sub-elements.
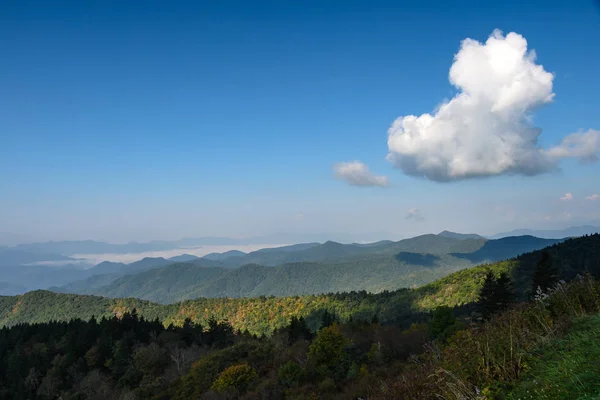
<box><xmin>477</xmin><ymin>271</ymin><xmax>514</xmax><ymax>319</ymax></box>
<box><xmin>532</xmin><ymin>251</ymin><xmax>560</xmax><ymax>295</ymax></box>
<box><xmin>288</xmin><ymin>316</ymin><xmax>313</xmax><ymax>343</ymax></box>
<box><xmin>494</xmin><ymin>272</ymin><xmax>514</xmax><ymax>311</ymax></box>
<box><xmin>320</xmin><ymin>310</ymin><xmax>337</xmax><ymax>329</ymax></box>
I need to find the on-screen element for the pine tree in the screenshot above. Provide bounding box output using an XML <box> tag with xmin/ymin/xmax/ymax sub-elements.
<box><xmin>476</xmin><ymin>271</ymin><xmax>514</xmax><ymax>319</ymax></box>
<box><xmin>288</xmin><ymin>316</ymin><xmax>313</xmax><ymax>344</ymax></box>
<box><xmin>476</xmin><ymin>271</ymin><xmax>496</xmax><ymax>319</ymax></box>
<box><xmin>494</xmin><ymin>272</ymin><xmax>514</xmax><ymax>311</ymax></box>
<box><xmin>106</xmin><ymin>339</ymin><xmax>131</xmax><ymax>377</ymax></box>
<box><xmin>532</xmin><ymin>251</ymin><xmax>559</xmax><ymax>295</ymax></box>
<box><xmin>320</xmin><ymin>310</ymin><xmax>337</xmax><ymax>329</ymax></box>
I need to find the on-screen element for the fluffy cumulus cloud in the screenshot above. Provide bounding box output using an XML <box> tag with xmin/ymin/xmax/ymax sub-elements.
<box><xmin>586</xmin><ymin>194</ymin><xmax>600</xmax><ymax>201</ymax></box>
<box><xmin>405</xmin><ymin>208</ymin><xmax>424</xmax><ymax>221</ymax></box>
<box><xmin>386</xmin><ymin>29</ymin><xmax>600</xmax><ymax>182</ymax></box>
<box><xmin>560</xmin><ymin>193</ymin><xmax>573</xmax><ymax>201</ymax></box>
<box><xmin>333</xmin><ymin>161</ymin><xmax>389</xmax><ymax>187</ymax></box>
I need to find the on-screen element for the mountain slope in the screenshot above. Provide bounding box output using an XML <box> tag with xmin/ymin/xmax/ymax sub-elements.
<box><xmin>80</xmin><ymin>253</ymin><xmax>474</xmax><ymax>302</ymax></box>
<box><xmin>168</xmin><ymin>254</ymin><xmax>200</xmax><ymax>262</ymax></box>
<box><xmin>90</xmin><ymin>263</ymin><xmax>228</xmax><ymax>303</ymax></box>
<box><xmin>437</xmin><ymin>230</ymin><xmax>485</xmax><ymax>240</ymax></box>
<box><xmin>202</xmin><ymin>250</ymin><xmax>246</xmax><ymax>261</ymax></box>
<box><xmin>451</xmin><ymin>235</ymin><xmax>563</xmax><ymax>263</ymax></box>
<box><xmin>220</xmin><ymin>234</ymin><xmax>485</xmax><ymax>268</ymax></box>
<box><xmin>65</xmin><ymin>235</ymin><xmax>563</xmax><ymax>303</ymax></box>
<box><xmin>3</xmin><ymin>234</ymin><xmax>599</xmax><ymax>336</ymax></box>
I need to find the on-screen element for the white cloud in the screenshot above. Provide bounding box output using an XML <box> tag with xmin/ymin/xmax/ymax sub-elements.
<box><xmin>293</xmin><ymin>212</ymin><xmax>305</xmax><ymax>221</ymax></box>
<box><xmin>586</xmin><ymin>194</ymin><xmax>600</xmax><ymax>201</ymax></box>
<box><xmin>386</xmin><ymin>29</ymin><xmax>600</xmax><ymax>182</ymax></box>
<box><xmin>560</xmin><ymin>193</ymin><xmax>573</xmax><ymax>201</ymax></box>
<box><xmin>333</xmin><ymin>161</ymin><xmax>389</xmax><ymax>187</ymax></box>
<box><xmin>405</xmin><ymin>208</ymin><xmax>424</xmax><ymax>221</ymax></box>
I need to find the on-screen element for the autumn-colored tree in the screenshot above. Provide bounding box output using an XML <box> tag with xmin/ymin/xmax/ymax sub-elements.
<box><xmin>211</xmin><ymin>363</ymin><xmax>258</xmax><ymax>394</ymax></box>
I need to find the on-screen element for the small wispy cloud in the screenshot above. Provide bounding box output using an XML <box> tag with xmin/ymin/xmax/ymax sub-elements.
<box><xmin>293</xmin><ymin>212</ymin><xmax>305</xmax><ymax>221</ymax></box>
<box><xmin>333</xmin><ymin>161</ymin><xmax>389</xmax><ymax>187</ymax></box>
<box><xmin>560</xmin><ymin>193</ymin><xmax>573</xmax><ymax>201</ymax></box>
<box><xmin>405</xmin><ymin>208</ymin><xmax>424</xmax><ymax>221</ymax></box>
<box><xmin>585</xmin><ymin>194</ymin><xmax>600</xmax><ymax>201</ymax></box>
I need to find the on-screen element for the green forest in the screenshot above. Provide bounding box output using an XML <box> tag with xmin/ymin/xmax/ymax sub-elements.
<box><xmin>0</xmin><ymin>234</ymin><xmax>599</xmax><ymax>399</ymax></box>
<box><xmin>49</xmin><ymin>234</ymin><xmax>561</xmax><ymax>303</ymax></box>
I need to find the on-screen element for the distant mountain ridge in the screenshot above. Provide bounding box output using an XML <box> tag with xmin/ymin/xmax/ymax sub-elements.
<box><xmin>63</xmin><ymin>234</ymin><xmax>567</xmax><ymax>303</ymax></box>
<box><xmin>0</xmin><ymin>282</ymin><xmax>27</xmax><ymax>296</ymax></box>
<box><xmin>0</xmin><ymin>249</ymin><xmax>75</xmax><ymax>267</ymax></box>
<box><xmin>452</xmin><ymin>235</ymin><xmax>564</xmax><ymax>263</ymax></box>
<box><xmin>489</xmin><ymin>225</ymin><xmax>600</xmax><ymax>239</ymax></box>
<box><xmin>202</xmin><ymin>250</ymin><xmax>246</xmax><ymax>261</ymax></box>
<box><xmin>1</xmin><ymin>228</ymin><xmax>590</xmax><ymax>298</ymax></box>
<box><xmin>437</xmin><ymin>230</ymin><xmax>485</xmax><ymax>240</ymax></box>
<box><xmin>6</xmin><ymin>232</ymin><xmax>397</xmax><ymax>256</ymax></box>
<box><xmin>169</xmin><ymin>254</ymin><xmax>200</xmax><ymax>262</ymax></box>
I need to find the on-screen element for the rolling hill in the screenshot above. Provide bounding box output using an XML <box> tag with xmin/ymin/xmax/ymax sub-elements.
<box><xmin>202</xmin><ymin>250</ymin><xmax>246</xmax><ymax>261</ymax></box>
<box><xmin>437</xmin><ymin>230</ymin><xmax>485</xmax><ymax>240</ymax></box>
<box><xmin>2</xmin><ymin>234</ymin><xmax>599</xmax><ymax>336</ymax></box>
<box><xmin>168</xmin><ymin>254</ymin><xmax>200</xmax><ymax>262</ymax></box>
<box><xmin>214</xmin><ymin>234</ymin><xmax>485</xmax><ymax>268</ymax></box>
<box><xmin>61</xmin><ymin>234</ymin><xmax>565</xmax><ymax>303</ymax></box>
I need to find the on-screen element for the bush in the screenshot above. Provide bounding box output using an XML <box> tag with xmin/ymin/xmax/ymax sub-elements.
<box><xmin>211</xmin><ymin>363</ymin><xmax>258</xmax><ymax>394</ymax></box>
<box><xmin>277</xmin><ymin>361</ymin><xmax>306</xmax><ymax>388</ymax></box>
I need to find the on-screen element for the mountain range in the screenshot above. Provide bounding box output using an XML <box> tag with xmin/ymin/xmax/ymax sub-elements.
<box><xmin>51</xmin><ymin>234</ymin><xmax>562</xmax><ymax>303</ymax></box>
<box><xmin>3</xmin><ymin>234</ymin><xmax>599</xmax><ymax>336</ymax></box>
<box><xmin>3</xmin><ymin>232</ymin><xmax>397</xmax><ymax>255</ymax></box>
<box><xmin>0</xmin><ymin>228</ymin><xmax>590</xmax><ymax>298</ymax></box>
<box><xmin>488</xmin><ymin>225</ymin><xmax>600</xmax><ymax>239</ymax></box>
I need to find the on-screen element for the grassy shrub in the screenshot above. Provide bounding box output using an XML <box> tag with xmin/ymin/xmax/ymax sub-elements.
<box><xmin>507</xmin><ymin>314</ymin><xmax>600</xmax><ymax>400</ymax></box>
<box><xmin>369</xmin><ymin>274</ymin><xmax>600</xmax><ymax>400</ymax></box>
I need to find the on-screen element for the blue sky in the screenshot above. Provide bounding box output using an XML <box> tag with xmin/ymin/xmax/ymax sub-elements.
<box><xmin>1</xmin><ymin>0</ymin><xmax>599</xmax><ymax>243</ymax></box>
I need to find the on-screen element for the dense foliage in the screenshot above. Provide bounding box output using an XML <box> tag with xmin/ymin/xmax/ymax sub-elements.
<box><xmin>2</xmin><ymin>235</ymin><xmax>599</xmax><ymax>337</ymax></box>
<box><xmin>0</xmin><ymin>234</ymin><xmax>599</xmax><ymax>399</ymax></box>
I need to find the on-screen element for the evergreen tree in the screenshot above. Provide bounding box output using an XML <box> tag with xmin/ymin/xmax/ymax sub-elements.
<box><xmin>206</xmin><ymin>318</ymin><xmax>234</xmax><ymax>348</ymax></box>
<box><xmin>320</xmin><ymin>310</ymin><xmax>337</xmax><ymax>329</ymax></box>
<box><xmin>106</xmin><ymin>339</ymin><xmax>131</xmax><ymax>377</ymax></box>
<box><xmin>428</xmin><ymin>306</ymin><xmax>463</xmax><ymax>342</ymax></box>
<box><xmin>288</xmin><ymin>316</ymin><xmax>313</xmax><ymax>344</ymax></box>
<box><xmin>476</xmin><ymin>271</ymin><xmax>514</xmax><ymax>319</ymax></box>
<box><xmin>532</xmin><ymin>251</ymin><xmax>560</xmax><ymax>295</ymax></box>
<box><xmin>476</xmin><ymin>271</ymin><xmax>496</xmax><ymax>319</ymax></box>
<box><xmin>494</xmin><ymin>272</ymin><xmax>514</xmax><ymax>311</ymax></box>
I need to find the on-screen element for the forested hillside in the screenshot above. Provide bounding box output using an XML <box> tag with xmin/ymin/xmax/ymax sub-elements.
<box><xmin>57</xmin><ymin>235</ymin><xmax>562</xmax><ymax>303</ymax></box>
<box><xmin>3</xmin><ymin>235</ymin><xmax>599</xmax><ymax>336</ymax></box>
<box><xmin>0</xmin><ymin>234</ymin><xmax>599</xmax><ymax>399</ymax></box>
